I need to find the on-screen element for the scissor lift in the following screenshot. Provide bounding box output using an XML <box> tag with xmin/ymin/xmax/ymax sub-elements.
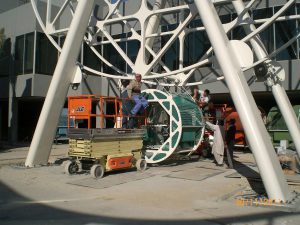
<box><xmin>65</xmin><ymin>95</ymin><xmax>147</xmax><ymax>178</ymax></box>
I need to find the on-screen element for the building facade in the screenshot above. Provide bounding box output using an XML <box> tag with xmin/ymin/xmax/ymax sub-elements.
<box><xmin>0</xmin><ymin>0</ymin><xmax>299</xmax><ymax>142</ymax></box>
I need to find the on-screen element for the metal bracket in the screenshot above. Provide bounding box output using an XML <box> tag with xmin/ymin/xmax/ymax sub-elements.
<box><xmin>264</xmin><ymin>60</ymin><xmax>286</xmax><ymax>87</ymax></box>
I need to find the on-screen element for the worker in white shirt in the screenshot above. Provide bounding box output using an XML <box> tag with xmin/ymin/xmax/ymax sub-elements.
<box><xmin>193</xmin><ymin>88</ymin><xmax>210</xmax><ymax>108</ymax></box>
<box><xmin>193</xmin><ymin>88</ymin><xmax>211</xmax><ymax>117</ymax></box>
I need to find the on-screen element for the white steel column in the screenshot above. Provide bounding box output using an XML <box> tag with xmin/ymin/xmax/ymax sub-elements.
<box><xmin>233</xmin><ymin>0</ymin><xmax>300</xmax><ymax>157</ymax></box>
<box><xmin>194</xmin><ymin>0</ymin><xmax>292</xmax><ymax>201</ymax></box>
<box><xmin>26</xmin><ymin>0</ymin><xmax>95</xmax><ymax>167</ymax></box>
<box><xmin>135</xmin><ymin>0</ymin><xmax>166</xmax><ymax>67</ymax></box>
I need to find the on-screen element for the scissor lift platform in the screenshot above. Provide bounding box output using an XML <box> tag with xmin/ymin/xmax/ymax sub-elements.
<box><xmin>65</xmin><ymin>128</ymin><xmax>147</xmax><ymax>178</ymax></box>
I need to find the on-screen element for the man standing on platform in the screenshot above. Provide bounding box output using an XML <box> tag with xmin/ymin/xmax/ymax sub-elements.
<box><xmin>127</xmin><ymin>73</ymin><xmax>148</xmax><ymax>128</ymax></box>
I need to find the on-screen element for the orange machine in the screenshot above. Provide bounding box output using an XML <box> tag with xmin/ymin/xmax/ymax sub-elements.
<box><xmin>202</xmin><ymin>103</ymin><xmax>266</xmax><ymax>148</ymax></box>
<box><xmin>224</xmin><ymin>106</ymin><xmax>266</xmax><ymax>147</ymax></box>
<box><xmin>68</xmin><ymin>95</ymin><xmax>146</xmax><ymax>129</ymax></box>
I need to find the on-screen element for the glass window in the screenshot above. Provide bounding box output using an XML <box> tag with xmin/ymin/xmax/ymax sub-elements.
<box><xmin>188</xmin><ymin>19</ymin><xmax>203</xmax><ymax>28</ymax></box>
<box><xmin>274</xmin><ymin>5</ymin><xmax>297</xmax><ymax>60</ymax></box>
<box><xmin>220</xmin><ymin>14</ymin><xmax>231</xmax><ymax>24</ymax></box>
<box><xmin>0</xmin><ymin>38</ymin><xmax>11</xmax><ymax>77</ymax></box>
<box><xmin>253</xmin><ymin>8</ymin><xmax>273</xmax><ymax>20</ymax></box>
<box><xmin>15</xmin><ymin>35</ymin><xmax>24</xmax><ymax>75</ymax></box>
<box><xmin>257</xmin><ymin>25</ymin><xmax>274</xmax><ymax>54</ymax></box>
<box><xmin>36</xmin><ymin>32</ymin><xmax>58</xmax><ymax>75</ymax></box>
<box><xmin>251</xmin><ymin>8</ymin><xmax>275</xmax><ymax>54</ymax></box>
<box><xmin>161</xmin><ymin>35</ymin><xmax>179</xmax><ymax>70</ymax></box>
<box><xmin>232</xmin><ymin>24</ymin><xmax>247</xmax><ymax>39</ymax></box>
<box><xmin>24</xmin><ymin>32</ymin><xmax>34</xmax><ymax>73</ymax></box>
<box><xmin>184</xmin><ymin>31</ymin><xmax>210</xmax><ymax>67</ymax></box>
<box><xmin>83</xmin><ymin>42</ymin><xmax>101</xmax><ymax>71</ymax></box>
<box><xmin>103</xmin><ymin>35</ymin><xmax>126</xmax><ymax>75</ymax></box>
<box><xmin>126</xmin><ymin>40</ymin><xmax>140</xmax><ymax>73</ymax></box>
<box><xmin>59</xmin><ymin>35</ymin><xmax>66</xmax><ymax>48</ymax></box>
<box><xmin>275</xmin><ymin>20</ymin><xmax>297</xmax><ymax>60</ymax></box>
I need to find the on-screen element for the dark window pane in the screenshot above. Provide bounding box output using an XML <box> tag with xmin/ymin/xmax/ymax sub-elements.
<box><xmin>275</xmin><ymin>20</ymin><xmax>297</xmax><ymax>60</ymax></box>
<box><xmin>15</xmin><ymin>35</ymin><xmax>24</xmax><ymax>75</ymax></box>
<box><xmin>0</xmin><ymin>38</ymin><xmax>11</xmax><ymax>77</ymax></box>
<box><xmin>256</xmin><ymin>24</ymin><xmax>274</xmax><ymax>54</ymax></box>
<box><xmin>184</xmin><ymin>31</ymin><xmax>210</xmax><ymax>67</ymax></box>
<box><xmin>247</xmin><ymin>8</ymin><xmax>274</xmax><ymax>54</ymax></box>
<box><xmin>188</xmin><ymin>19</ymin><xmax>203</xmax><ymax>28</ymax></box>
<box><xmin>59</xmin><ymin>35</ymin><xmax>66</xmax><ymax>48</ymax></box>
<box><xmin>274</xmin><ymin>4</ymin><xmax>296</xmax><ymax>16</ymax></box>
<box><xmin>253</xmin><ymin>8</ymin><xmax>273</xmax><ymax>20</ymax></box>
<box><xmin>274</xmin><ymin>4</ymin><xmax>297</xmax><ymax>60</ymax></box>
<box><xmin>103</xmin><ymin>34</ymin><xmax>126</xmax><ymax>75</ymax></box>
<box><xmin>127</xmin><ymin>40</ymin><xmax>140</xmax><ymax>73</ymax></box>
<box><xmin>36</xmin><ymin>32</ymin><xmax>58</xmax><ymax>75</ymax></box>
<box><xmin>232</xmin><ymin>26</ymin><xmax>247</xmax><ymax>39</ymax></box>
<box><xmin>24</xmin><ymin>32</ymin><xmax>34</xmax><ymax>73</ymax></box>
<box><xmin>161</xmin><ymin>35</ymin><xmax>179</xmax><ymax>70</ymax></box>
<box><xmin>83</xmin><ymin>43</ymin><xmax>101</xmax><ymax>71</ymax></box>
<box><xmin>220</xmin><ymin>14</ymin><xmax>231</xmax><ymax>24</ymax></box>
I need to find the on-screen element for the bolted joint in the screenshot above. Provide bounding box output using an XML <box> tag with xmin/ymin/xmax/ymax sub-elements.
<box><xmin>263</xmin><ymin>60</ymin><xmax>285</xmax><ymax>87</ymax></box>
<box><xmin>254</xmin><ymin>62</ymin><xmax>268</xmax><ymax>82</ymax></box>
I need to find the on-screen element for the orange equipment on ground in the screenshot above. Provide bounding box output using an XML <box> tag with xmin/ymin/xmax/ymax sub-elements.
<box><xmin>224</xmin><ymin>106</ymin><xmax>266</xmax><ymax>147</ymax></box>
<box><xmin>202</xmin><ymin>103</ymin><xmax>266</xmax><ymax>148</ymax></box>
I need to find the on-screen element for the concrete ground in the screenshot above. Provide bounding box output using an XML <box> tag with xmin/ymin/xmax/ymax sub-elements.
<box><xmin>1</xmin><ymin>143</ymin><xmax>300</xmax><ymax>225</ymax></box>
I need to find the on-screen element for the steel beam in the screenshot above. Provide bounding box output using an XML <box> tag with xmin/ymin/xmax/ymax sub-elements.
<box><xmin>135</xmin><ymin>0</ymin><xmax>167</xmax><ymax>70</ymax></box>
<box><xmin>194</xmin><ymin>0</ymin><xmax>292</xmax><ymax>201</ymax></box>
<box><xmin>233</xmin><ymin>0</ymin><xmax>300</xmax><ymax>160</ymax></box>
<box><xmin>25</xmin><ymin>0</ymin><xmax>95</xmax><ymax>167</ymax></box>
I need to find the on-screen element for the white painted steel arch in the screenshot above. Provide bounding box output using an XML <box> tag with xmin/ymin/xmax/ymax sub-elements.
<box><xmin>30</xmin><ymin>0</ymin><xmax>300</xmax><ymax>86</ymax></box>
<box><xmin>27</xmin><ymin>0</ymin><xmax>300</xmax><ymax>202</ymax></box>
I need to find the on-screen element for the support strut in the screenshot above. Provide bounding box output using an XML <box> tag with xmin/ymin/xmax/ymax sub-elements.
<box><xmin>194</xmin><ymin>0</ymin><xmax>292</xmax><ymax>202</ymax></box>
<box><xmin>26</xmin><ymin>0</ymin><xmax>95</xmax><ymax>167</ymax></box>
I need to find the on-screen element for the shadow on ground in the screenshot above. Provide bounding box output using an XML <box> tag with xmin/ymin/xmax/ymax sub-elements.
<box><xmin>0</xmin><ymin>181</ymin><xmax>299</xmax><ymax>225</ymax></box>
<box><xmin>0</xmin><ymin>142</ymin><xmax>30</xmax><ymax>153</ymax></box>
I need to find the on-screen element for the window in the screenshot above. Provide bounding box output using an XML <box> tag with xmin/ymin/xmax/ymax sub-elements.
<box><xmin>184</xmin><ymin>31</ymin><xmax>210</xmax><ymax>67</ymax></box>
<box><xmin>36</xmin><ymin>32</ymin><xmax>58</xmax><ymax>75</ymax></box>
<box><xmin>15</xmin><ymin>35</ymin><xmax>24</xmax><ymax>75</ymax></box>
<box><xmin>232</xmin><ymin>26</ymin><xmax>247</xmax><ymax>40</ymax></box>
<box><xmin>188</xmin><ymin>19</ymin><xmax>203</xmax><ymax>28</ymax></box>
<box><xmin>161</xmin><ymin>34</ymin><xmax>179</xmax><ymax>70</ymax></box>
<box><xmin>0</xmin><ymin>38</ymin><xmax>11</xmax><ymax>77</ymax></box>
<box><xmin>83</xmin><ymin>42</ymin><xmax>101</xmax><ymax>71</ymax></box>
<box><xmin>103</xmin><ymin>38</ymin><xmax>126</xmax><ymax>75</ymax></box>
<box><xmin>24</xmin><ymin>32</ymin><xmax>34</xmax><ymax>73</ymax></box>
<box><xmin>126</xmin><ymin>40</ymin><xmax>140</xmax><ymax>73</ymax></box>
<box><xmin>274</xmin><ymin>5</ymin><xmax>297</xmax><ymax>60</ymax></box>
<box><xmin>253</xmin><ymin>8</ymin><xmax>275</xmax><ymax>54</ymax></box>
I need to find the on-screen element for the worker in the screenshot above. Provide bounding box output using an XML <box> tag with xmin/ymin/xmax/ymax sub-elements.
<box><xmin>193</xmin><ymin>88</ymin><xmax>210</xmax><ymax>108</ymax></box>
<box><xmin>225</xmin><ymin>118</ymin><xmax>236</xmax><ymax>169</ymax></box>
<box><xmin>207</xmin><ymin>101</ymin><xmax>216</xmax><ymax>124</ymax></box>
<box><xmin>193</xmin><ymin>88</ymin><xmax>211</xmax><ymax>118</ymax></box>
<box><xmin>127</xmin><ymin>73</ymin><xmax>148</xmax><ymax>128</ymax></box>
<box><xmin>206</xmin><ymin>120</ymin><xmax>225</xmax><ymax>166</ymax></box>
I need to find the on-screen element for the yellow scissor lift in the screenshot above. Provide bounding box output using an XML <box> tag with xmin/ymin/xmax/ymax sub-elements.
<box><xmin>65</xmin><ymin>128</ymin><xmax>146</xmax><ymax>178</ymax></box>
<box><xmin>65</xmin><ymin>95</ymin><xmax>147</xmax><ymax>178</ymax></box>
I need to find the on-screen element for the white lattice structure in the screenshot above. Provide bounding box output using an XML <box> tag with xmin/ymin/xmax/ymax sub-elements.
<box><xmin>26</xmin><ymin>0</ymin><xmax>300</xmax><ymax>202</ymax></box>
